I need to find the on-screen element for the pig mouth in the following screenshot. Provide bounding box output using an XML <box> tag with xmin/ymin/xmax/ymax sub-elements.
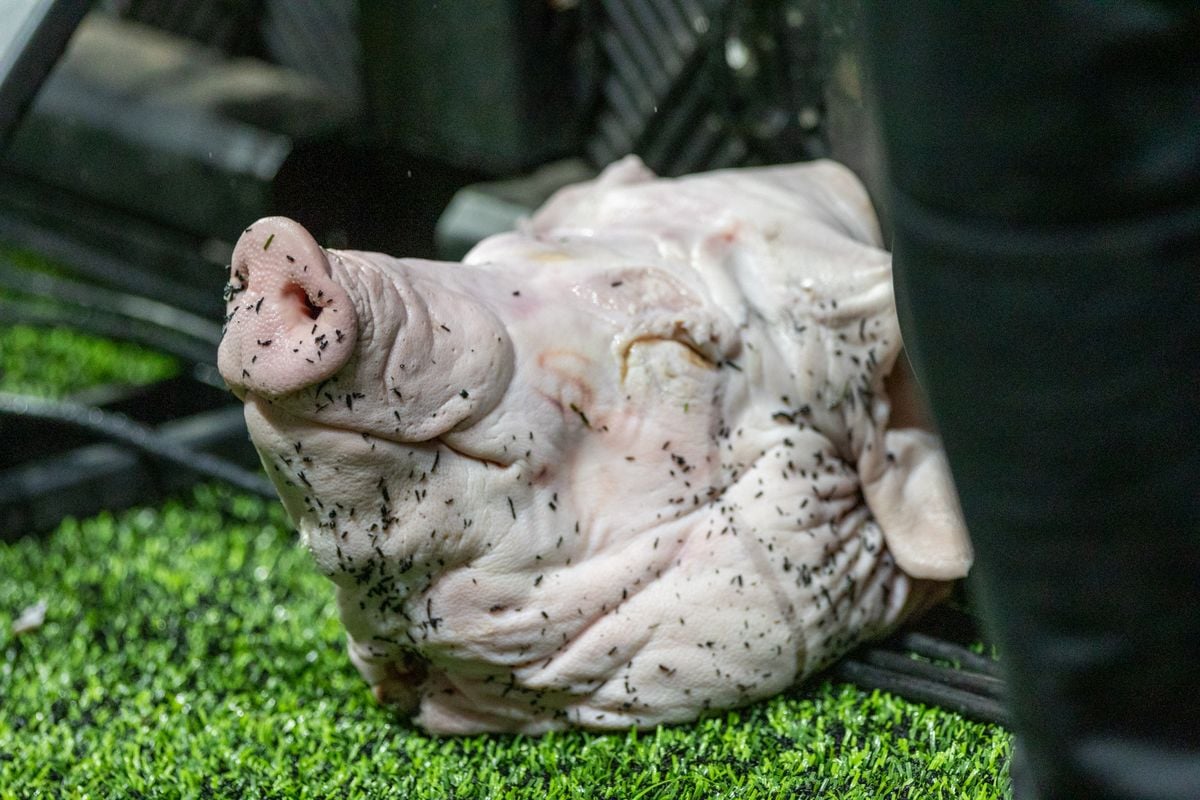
<box><xmin>243</xmin><ymin>392</ymin><xmax>512</xmax><ymax>471</ymax></box>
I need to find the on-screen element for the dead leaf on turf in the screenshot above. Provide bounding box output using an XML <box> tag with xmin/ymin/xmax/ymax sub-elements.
<box><xmin>12</xmin><ymin>600</ymin><xmax>47</xmax><ymax>635</ymax></box>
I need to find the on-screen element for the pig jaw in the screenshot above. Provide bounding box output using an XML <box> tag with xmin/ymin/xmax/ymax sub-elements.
<box><xmin>242</xmin><ymin>389</ymin><xmax>584</xmax><ymax>719</ymax></box>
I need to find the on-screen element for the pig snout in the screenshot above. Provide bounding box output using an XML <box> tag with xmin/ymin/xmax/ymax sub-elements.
<box><xmin>218</xmin><ymin>217</ymin><xmax>358</xmax><ymax>399</ymax></box>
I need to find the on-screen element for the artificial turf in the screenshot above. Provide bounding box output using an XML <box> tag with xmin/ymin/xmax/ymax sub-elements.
<box><xmin>0</xmin><ymin>246</ymin><xmax>178</xmax><ymax>399</ymax></box>
<box><xmin>0</xmin><ymin>324</ymin><xmax>1013</xmax><ymax>799</ymax></box>
<box><xmin>0</xmin><ymin>323</ymin><xmax>178</xmax><ymax>399</ymax></box>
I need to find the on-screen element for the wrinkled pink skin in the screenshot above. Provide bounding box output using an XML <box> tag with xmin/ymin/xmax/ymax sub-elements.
<box><xmin>218</xmin><ymin>157</ymin><xmax>970</xmax><ymax>734</ymax></box>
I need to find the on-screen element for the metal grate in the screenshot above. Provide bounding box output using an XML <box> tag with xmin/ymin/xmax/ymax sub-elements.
<box><xmin>586</xmin><ymin>0</ymin><xmax>826</xmax><ymax>175</ymax></box>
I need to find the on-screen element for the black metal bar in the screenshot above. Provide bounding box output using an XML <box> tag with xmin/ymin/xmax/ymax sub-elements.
<box><xmin>0</xmin><ymin>179</ymin><xmax>224</xmax><ymax>318</ymax></box>
<box><xmin>857</xmin><ymin>648</ymin><xmax>1005</xmax><ymax>701</ymax></box>
<box><xmin>600</xmin><ymin>72</ymin><xmax>646</xmax><ymax>139</ymax></box>
<box><xmin>0</xmin><ymin>401</ymin><xmax>267</xmax><ymax>539</ymax></box>
<box><xmin>600</xmin><ymin>30</ymin><xmax>657</xmax><ymax>117</ymax></box>
<box><xmin>670</xmin><ymin>114</ymin><xmax>725</xmax><ymax>175</ymax></box>
<box><xmin>834</xmin><ymin>659</ymin><xmax>1010</xmax><ymax>727</ymax></box>
<box><xmin>1</xmin><ymin>375</ymin><xmax>230</xmax><ymax>470</ymax></box>
<box><xmin>638</xmin><ymin>62</ymin><xmax>712</xmax><ymax>171</ymax></box>
<box><xmin>0</xmin><ymin>392</ymin><xmax>272</xmax><ymax>500</ymax></box>
<box><xmin>624</xmin><ymin>0</ymin><xmax>680</xmax><ymax>78</ymax></box>
<box><xmin>596</xmin><ymin>112</ymin><xmax>635</xmax><ymax>163</ymax></box>
<box><xmin>893</xmin><ymin>631</ymin><xmax>1003</xmax><ymax>680</ymax></box>
<box><xmin>707</xmin><ymin>135</ymin><xmax>749</xmax><ymax>170</ymax></box>
<box><xmin>0</xmin><ymin>258</ymin><xmax>222</xmax><ymax>345</ymax></box>
<box><xmin>601</xmin><ymin>0</ymin><xmax>670</xmax><ymax>97</ymax></box>
<box><xmin>0</xmin><ymin>299</ymin><xmax>219</xmax><ymax>366</ymax></box>
<box><xmin>0</xmin><ymin>0</ymin><xmax>90</xmax><ymax>147</ymax></box>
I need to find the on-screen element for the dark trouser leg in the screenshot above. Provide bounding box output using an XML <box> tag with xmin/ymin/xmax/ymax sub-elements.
<box><xmin>861</xmin><ymin>3</ymin><xmax>1200</xmax><ymax>798</ymax></box>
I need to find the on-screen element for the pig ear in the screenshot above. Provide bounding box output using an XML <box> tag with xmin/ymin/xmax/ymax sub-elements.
<box><xmin>861</xmin><ymin>428</ymin><xmax>973</xmax><ymax>580</ymax></box>
<box><xmin>757</xmin><ymin>160</ymin><xmax>884</xmax><ymax>248</ymax></box>
<box><xmin>807</xmin><ymin>160</ymin><xmax>884</xmax><ymax>248</ymax></box>
<box><xmin>528</xmin><ymin>155</ymin><xmax>656</xmax><ymax>232</ymax></box>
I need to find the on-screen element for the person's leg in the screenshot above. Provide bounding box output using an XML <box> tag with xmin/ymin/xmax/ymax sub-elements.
<box><xmin>862</xmin><ymin>3</ymin><xmax>1200</xmax><ymax>798</ymax></box>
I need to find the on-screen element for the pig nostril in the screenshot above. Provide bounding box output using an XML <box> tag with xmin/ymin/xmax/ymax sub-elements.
<box><xmin>283</xmin><ymin>282</ymin><xmax>323</xmax><ymax>320</ymax></box>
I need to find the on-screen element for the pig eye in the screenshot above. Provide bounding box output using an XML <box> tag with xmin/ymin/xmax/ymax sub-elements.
<box><xmin>282</xmin><ymin>282</ymin><xmax>323</xmax><ymax>320</ymax></box>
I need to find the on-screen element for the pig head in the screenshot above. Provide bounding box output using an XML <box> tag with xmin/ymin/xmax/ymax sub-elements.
<box><xmin>218</xmin><ymin>156</ymin><xmax>972</xmax><ymax>734</ymax></box>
